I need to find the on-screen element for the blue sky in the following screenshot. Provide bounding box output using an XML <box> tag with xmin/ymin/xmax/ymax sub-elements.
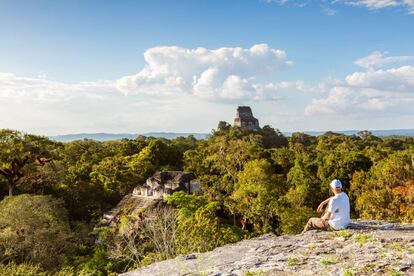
<box><xmin>1</xmin><ymin>0</ymin><xmax>414</xmax><ymax>135</ymax></box>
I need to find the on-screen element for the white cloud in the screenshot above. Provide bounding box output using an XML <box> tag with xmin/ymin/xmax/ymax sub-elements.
<box><xmin>305</xmin><ymin>87</ymin><xmax>353</xmax><ymax>115</ymax></box>
<box><xmin>345</xmin><ymin>0</ymin><xmax>400</xmax><ymax>9</ymax></box>
<box><xmin>355</xmin><ymin>51</ymin><xmax>414</xmax><ymax>70</ymax></box>
<box><xmin>321</xmin><ymin>5</ymin><xmax>338</xmax><ymax>15</ymax></box>
<box><xmin>343</xmin><ymin>0</ymin><xmax>414</xmax><ymax>13</ymax></box>
<box><xmin>6</xmin><ymin>43</ymin><xmax>413</xmax><ymax>135</ymax></box>
<box><xmin>116</xmin><ymin>44</ymin><xmax>299</xmax><ymax>102</ymax></box>
<box><xmin>264</xmin><ymin>0</ymin><xmax>414</xmax><ymax>14</ymax></box>
<box><xmin>305</xmin><ymin>65</ymin><xmax>414</xmax><ymax>115</ymax></box>
<box><xmin>0</xmin><ymin>44</ymin><xmax>311</xmax><ymax>135</ymax></box>
<box><xmin>0</xmin><ymin>71</ymin><xmax>235</xmax><ymax>135</ymax></box>
<box><xmin>0</xmin><ymin>44</ymin><xmax>304</xmax><ymax>106</ymax></box>
<box><xmin>346</xmin><ymin>65</ymin><xmax>414</xmax><ymax>91</ymax></box>
<box><xmin>0</xmin><ymin>72</ymin><xmax>115</xmax><ymax>103</ymax></box>
<box><xmin>0</xmin><ymin>72</ymin><xmax>131</xmax><ymax>134</ymax></box>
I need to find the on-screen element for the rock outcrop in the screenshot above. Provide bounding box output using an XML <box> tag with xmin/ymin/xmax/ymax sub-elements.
<box><xmin>98</xmin><ymin>194</ymin><xmax>161</xmax><ymax>227</ymax></box>
<box><xmin>123</xmin><ymin>220</ymin><xmax>414</xmax><ymax>275</ymax></box>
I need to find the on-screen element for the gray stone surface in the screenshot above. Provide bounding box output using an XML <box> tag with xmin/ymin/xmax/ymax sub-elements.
<box><xmin>122</xmin><ymin>220</ymin><xmax>414</xmax><ymax>276</ymax></box>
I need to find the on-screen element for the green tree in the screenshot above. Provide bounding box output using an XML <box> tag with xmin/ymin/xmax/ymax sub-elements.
<box><xmin>90</xmin><ymin>155</ymin><xmax>140</xmax><ymax>199</ymax></box>
<box><xmin>269</xmin><ymin>148</ymin><xmax>295</xmax><ymax>175</ymax></box>
<box><xmin>287</xmin><ymin>155</ymin><xmax>321</xmax><ymax>208</ymax></box>
<box><xmin>289</xmin><ymin>132</ymin><xmax>317</xmax><ymax>148</ymax></box>
<box><xmin>0</xmin><ymin>130</ymin><xmax>56</xmax><ymax>196</ymax></box>
<box><xmin>276</xmin><ymin>185</ymin><xmax>315</xmax><ymax>234</ymax></box>
<box><xmin>280</xmin><ymin>148</ymin><xmax>320</xmax><ymax>233</ymax></box>
<box><xmin>351</xmin><ymin>150</ymin><xmax>414</xmax><ymax>222</ymax></box>
<box><xmin>54</xmin><ymin>139</ymin><xmax>117</xmax><ymax>220</ymax></box>
<box><xmin>259</xmin><ymin>125</ymin><xmax>288</xmax><ymax>149</ymax></box>
<box><xmin>227</xmin><ymin>159</ymin><xmax>284</xmax><ymax>232</ymax></box>
<box><xmin>315</xmin><ymin>133</ymin><xmax>372</xmax><ymax>199</ymax></box>
<box><xmin>215</xmin><ymin>121</ymin><xmax>231</xmax><ymax>134</ymax></box>
<box><xmin>0</xmin><ymin>194</ymin><xmax>74</xmax><ymax>270</ymax></box>
<box><xmin>185</xmin><ymin>134</ymin><xmax>264</xmax><ymax>202</ymax></box>
<box><xmin>166</xmin><ymin>192</ymin><xmax>244</xmax><ymax>254</ymax></box>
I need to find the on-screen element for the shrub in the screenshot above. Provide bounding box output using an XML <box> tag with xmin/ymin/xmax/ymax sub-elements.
<box><xmin>0</xmin><ymin>262</ymin><xmax>46</xmax><ymax>276</ymax></box>
<box><xmin>320</xmin><ymin>255</ymin><xmax>336</xmax><ymax>265</ymax></box>
<box><xmin>287</xmin><ymin>256</ymin><xmax>300</xmax><ymax>266</ymax></box>
<box><xmin>354</xmin><ymin>233</ymin><xmax>374</xmax><ymax>244</ymax></box>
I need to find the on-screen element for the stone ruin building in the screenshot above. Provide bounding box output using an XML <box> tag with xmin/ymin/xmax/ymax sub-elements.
<box><xmin>234</xmin><ymin>106</ymin><xmax>260</xmax><ymax>130</ymax></box>
<box><xmin>99</xmin><ymin>171</ymin><xmax>199</xmax><ymax>227</ymax></box>
<box><xmin>133</xmin><ymin>171</ymin><xmax>199</xmax><ymax>199</ymax></box>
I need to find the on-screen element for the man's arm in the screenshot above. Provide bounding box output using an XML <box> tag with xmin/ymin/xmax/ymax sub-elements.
<box><xmin>317</xmin><ymin>196</ymin><xmax>333</xmax><ymax>213</ymax></box>
<box><xmin>321</xmin><ymin>211</ymin><xmax>332</xmax><ymax>220</ymax></box>
<box><xmin>322</xmin><ymin>196</ymin><xmax>337</xmax><ymax>220</ymax></box>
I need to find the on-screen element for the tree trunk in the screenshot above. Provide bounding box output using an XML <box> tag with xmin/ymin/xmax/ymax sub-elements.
<box><xmin>8</xmin><ymin>184</ymin><xmax>13</xmax><ymax>196</ymax></box>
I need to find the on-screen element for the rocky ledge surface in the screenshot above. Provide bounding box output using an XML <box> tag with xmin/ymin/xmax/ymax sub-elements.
<box><xmin>123</xmin><ymin>220</ymin><xmax>414</xmax><ymax>276</ymax></box>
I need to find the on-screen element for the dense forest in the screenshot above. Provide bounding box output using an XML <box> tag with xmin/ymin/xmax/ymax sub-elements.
<box><xmin>0</xmin><ymin>124</ymin><xmax>413</xmax><ymax>275</ymax></box>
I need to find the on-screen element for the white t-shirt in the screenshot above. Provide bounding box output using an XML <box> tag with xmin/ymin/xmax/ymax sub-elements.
<box><xmin>327</xmin><ymin>192</ymin><xmax>350</xmax><ymax>230</ymax></box>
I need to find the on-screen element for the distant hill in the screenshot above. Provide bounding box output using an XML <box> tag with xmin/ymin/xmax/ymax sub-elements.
<box><xmin>49</xmin><ymin>129</ymin><xmax>414</xmax><ymax>142</ymax></box>
<box><xmin>49</xmin><ymin>132</ymin><xmax>209</xmax><ymax>142</ymax></box>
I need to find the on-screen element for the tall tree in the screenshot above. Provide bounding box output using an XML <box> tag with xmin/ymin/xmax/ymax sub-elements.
<box><xmin>0</xmin><ymin>130</ymin><xmax>54</xmax><ymax>196</ymax></box>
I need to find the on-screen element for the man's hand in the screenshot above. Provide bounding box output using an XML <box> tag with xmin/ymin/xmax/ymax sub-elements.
<box><xmin>316</xmin><ymin>197</ymin><xmax>332</xmax><ymax>213</ymax></box>
<box><xmin>316</xmin><ymin>203</ymin><xmax>325</xmax><ymax>213</ymax></box>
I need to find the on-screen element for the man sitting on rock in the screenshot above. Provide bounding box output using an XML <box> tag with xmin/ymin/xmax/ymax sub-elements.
<box><xmin>302</xmin><ymin>179</ymin><xmax>350</xmax><ymax>233</ymax></box>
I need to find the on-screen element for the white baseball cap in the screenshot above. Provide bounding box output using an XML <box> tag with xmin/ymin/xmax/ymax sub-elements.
<box><xmin>330</xmin><ymin>179</ymin><xmax>342</xmax><ymax>189</ymax></box>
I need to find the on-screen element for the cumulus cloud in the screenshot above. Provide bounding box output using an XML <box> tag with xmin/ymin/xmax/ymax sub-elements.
<box><xmin>0</xmin><ymin>44</ymin><xmax>310</xmax><ymax>134</ymax></box>
<box><xmin>264</xmin><ymin>0</ymin><xmax>414</xmax><ymax>14</ymax></box>
<box><xmin>0</xmin><ymin>71</ymin><xmax>235</xmax><ymax>135</ymax></box>
<box><xmin>0</xmin><ymin>72</ymin><xmax>115</xmax><ymax>103</ymax></box>
<box><xmin>355</xmin><ymin>51</ymin><xmax>414</xmax><ymax>70</ymax></box>
<box><xmin>346</xmin><ymin>66</ymin><xmax>414</xmax><ymax>91</ymax></box>
<box><xmin>0</xmin><ymin>72</ymin><xmax>131</xmax><ymax>134</ymax></box>
<box><xmin>305</xmin><ymin>65</ymin><xmax>414</xmax><ymax>115</ymax></box>
<box><xmin>345</xmin><ymin>0</ymin><xmax>400</xmax><ymax>9</ymax></box>
<box><xmin>341</xmin><ymin>0</ymin><xmax>414</xmax><ymax>13</ymax></box>
<box><xmin>116</xmin><ymin>44</ymin><xmax>301</xmax><ymax>102</ymax></box>
<box><xmin>0</xmin><ymin>44</ymin><xmax>303</xmax><ymax>105</ymax></box>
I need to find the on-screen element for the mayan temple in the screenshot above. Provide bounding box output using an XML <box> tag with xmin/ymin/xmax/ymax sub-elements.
<box><xmin>234</xmin><ymin>106</ymin><xmax>260</xmax><ymax>130</ymax></box>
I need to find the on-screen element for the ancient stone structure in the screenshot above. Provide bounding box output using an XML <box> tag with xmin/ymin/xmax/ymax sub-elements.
<box><xmin>99</xmin><ymin>194</ymin><xmax>160</xmax><ymax>227</ymax></box>
<box><xmin>234</xmin><ymin>106</ymin><xmax>260</xmax><ymax>130</ymax></box>
<box><xmin>99</xmin><ymin>171</ymin><xmax>199</xmax><ymax>227</ymax></box>
<box><xmin>133</xmin><ymin>171</ymin><xmax>198</xmax><ymax>199</ymax></box>
<box><xmin>123</xmin><ymin>220</ymin><xmax>414</xmax><ymax>276</ymax></box>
